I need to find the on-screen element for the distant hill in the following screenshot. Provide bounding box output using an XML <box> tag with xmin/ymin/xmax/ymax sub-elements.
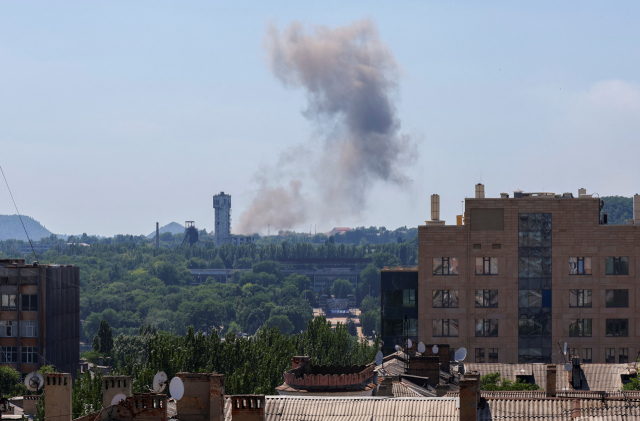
<box><xmin>147</xmin><ymin>222</ymin><xmax>185</xmax><ymax>238</ymax></box>
<box><xmin>601</xmin><ymin>196</ymin><xmax>633</xmax><ymax>225</ymax></box>
<box><xmin>0</xmin><ymin>215</ymin><xmax>53</xmax><ymax>241</ymax></box>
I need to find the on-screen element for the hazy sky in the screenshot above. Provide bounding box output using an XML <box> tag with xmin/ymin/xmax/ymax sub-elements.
<box><xmin>1</xmin><ymin>1</ymin><xmax>639</xmax><ymax>237</ymax></box>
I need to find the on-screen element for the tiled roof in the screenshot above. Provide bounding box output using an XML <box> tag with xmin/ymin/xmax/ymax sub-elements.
<box><xmin>478</xmin><ymin>398</ymin><xmax>573</xmax><ymax>421</ymax></box>
<box><xmin>392</xmin><ymin>381</ymin><xmax>425</xmax><ymax>398</ymax></box>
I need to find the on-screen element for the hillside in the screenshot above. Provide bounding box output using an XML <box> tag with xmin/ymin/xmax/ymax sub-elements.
<box><xmin>601</xmin><ymin>196</ymin><xmax>633</xmax><ymax>225</ymax></box>
<box><xmin>0</xmin><ymin>215</ymin><xmax>53</xmax><ymax>241</ymax></box>
<box><xmin>146</xmin><ymin>221</ymin><xmax>185</xmax><ymax>238</ymax></box>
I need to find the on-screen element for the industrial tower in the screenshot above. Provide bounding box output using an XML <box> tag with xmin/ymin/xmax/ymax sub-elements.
<box><xmin>213</xmin><ymin>192</ymin><xmax>231</xmax><ymax>246</ymax></box>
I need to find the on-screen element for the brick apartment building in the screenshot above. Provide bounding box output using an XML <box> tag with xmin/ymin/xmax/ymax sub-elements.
<box><xmin>414</xmin><ymin>186</ymin><xmax>640</xmax><ymax>364</ymax></box>
<box><xmin>0</xmin><ymin>259</ymin><xmax>79</xmax><ymax>376</ymax></box>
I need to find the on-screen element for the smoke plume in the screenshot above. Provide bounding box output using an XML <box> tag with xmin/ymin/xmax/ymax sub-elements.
<box><xmin>236</xmin><ymin>19</ymin><xmax>415</xmax><ymax>234</ymax></box>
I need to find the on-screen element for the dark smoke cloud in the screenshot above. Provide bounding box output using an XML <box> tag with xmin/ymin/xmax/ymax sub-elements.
<box><xmin>236</xmin><ymin>19</ymin><xmax>415</xmax><ymax>234</ymax></box>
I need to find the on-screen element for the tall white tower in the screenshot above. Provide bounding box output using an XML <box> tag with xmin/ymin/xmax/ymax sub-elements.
<box><xmin>213</xmin><ymin>192</ymin><xmax>232</xmax><ymax>246</ymax></box>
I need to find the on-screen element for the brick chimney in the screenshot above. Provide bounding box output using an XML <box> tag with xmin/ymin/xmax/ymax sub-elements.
<box><xmin>229</xmin><ymin>395</ymin><xmax>264</xmax><ymax>421</ymax></box>
<box><xmin>44</xmin><ymin>373</ymin><xmax>72</xmax><ymax>421</ymax></box>
<box><xmin>424</xmin><ymin>344</ymin><xmax>450</xmax><ymax>373</ymax></box>
<box><xmin>176</xmin><ymin>373</ymin><xmax>225</xmax><ymax>421</ymax></box>
<box><xmin>546</xmin><ymin>365</ymin><xmax>556</xmax><ymax>397</ymax></box>
<box><xmin>377</xmin><ymin>377</ymin><xmax>394</xmax><ymax>396</ymax></box>
<box><xmin>459</xmin><ymin>372</ymin><xmax>480</xmax><ymax>421</ymax></box>
<box><xmin>407</xmin><ymin>356</ymin><xmax>440</xmax><ymax>387</ymax></box>
<box><xmin>102</xmin><ymin>375</ymin><xmax>132</xmax><ymax>408</ymax></box>
<box><xmin>571</xmin><ymin>399</ymin><xmax>581</xmax><ymax>419</ymax></box>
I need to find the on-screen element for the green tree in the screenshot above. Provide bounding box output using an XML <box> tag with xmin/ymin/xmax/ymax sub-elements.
<box><xmin>360</xmin><ymin>310</ymin><xmax>380</xmax><ymax>336</ymax></box>
<box><xmin>72</xmin><ymin>369</ymin><xmax>103</xmax><ymax>417</ymax></box>
<box><xmin>96</xmin><ymin>319</ymin><xmax>114</xmax><ymax>356</ymax></box>
<box><xmin>359</xmin><ymin>264</ymin><xmax>381</xmax><ymax>297</ymax></box>
<box><xmin>331</xmin><ymin>279</ymin><xmax>354</xmax><ymax>299</ymax></box>
<box><xmin>480</xmin><ymin>372</ymin><xmax>540</xmax><ymax>391</ymax></box>
<box><xmin>0</xmin><ymin>365</ymin><xmax>21</xmax><ymax>398</ymax></box>
<box><xmin>346</xmin><ymin>318</ymin><xmax>358</xmax><ymax>336</ymax></box>
<box><xmin>265</xmin><ymin>315</ymin><xmax>294</xmax><ymax>335</ymax></box>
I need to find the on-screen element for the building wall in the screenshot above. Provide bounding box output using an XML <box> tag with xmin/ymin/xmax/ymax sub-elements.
<box><xmin>213</xmin><ymin>192</ymin><xmax>232</xmax><ymax>246</ymax></box>
<box><xmin>418</xmin><ymin>196</ymin><xmax>640</xmax><ymax>364</ymax></box>
<box><xmin>381</xmin><ymin>270</ymin><xmax>418</xmax><ymax>356</ymax></box>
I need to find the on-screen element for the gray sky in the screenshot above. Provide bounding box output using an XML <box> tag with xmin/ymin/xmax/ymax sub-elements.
<box><xmin>1</xmin><ymin>1</ymin><xmax>639</xmax><ymax>237</ymax></box>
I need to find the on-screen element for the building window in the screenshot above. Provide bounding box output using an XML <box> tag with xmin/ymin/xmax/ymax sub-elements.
<box><xmin>21</xmin><ymin>346</ymin><xmax>39</xmax><ymax>364</ymax></box>
<box><xmin>21</xmin><ymin>295</ymin><xmax>38</xmax><ymax>311</ymax></box>
<box><xmin>21</xmin><ymin>321</ymin><xmax>38</xmax><ymax>338</ymax></box>
<box><xmin>605</xmin><ymin>290</ymin><xmax>629</xmax><ymax>308</ymax></box>
<box><xmin>0</xmin><ymin>321</ymin><xmax>16</xmax><ymax>337</ymax></box>
<box><xmin>383</xmin><ymin>290</ymin><xmax>417</xmax><ymax>308</ymax></box>
<box><xmin>488</xmin><ymin>348</ymin><xmax>498</xmax><ymax>363</ymax></box>
<box><xmin>519</xmin><ymin>290</ymin><xmax>552</xmax><ymax>308</ymax></box>
<box><xmin>569</xmin><ymin>348</ymin><xmax>578</xmax><ymax>358</ymax></box>
<box><xmin>569</xmin><ymin>257</ymin><xmax>592</xmax><ymax>275</ymax></box>
<box><xmin>606</xmin><ymin>319</ymin><xmax>629</xmax><ymax>337</ymax></box>
<box><xmin>606</xmin><ymin>257</ymin><xmax>629</xmax><ymax>275</ymax></box>
<box><xmin>475</xmin><ymin>290</ymin><xmax>498</xmax><ymax>308</ymax></box>
<box><xmin>619</xmin><ymin>348</ymin><xmax>629</xmax><ymax>364</ymax></box>
<box><xmin>569</xmin><ymin>319</ymin><xmax>592</xmax><ymax>337</ymax></box>
<box><xmin>432</xmin><ymin>258</ymin><xmax>459</xmax><ymax>275</ymax></box>
<box><xmin>432</xmin><ymin>290</ymin><xmax>459</xmax><ymax>308</ymax></box>
<box><xmin>476</xmin><ymin>319</ymin><xmax>498</xmax><ymax>337</ymax></box>
<box><xmin>0</xmin><ymin>346</ymin><xmax>17</xmax><ymax>363</ymax></box>
<box><xmin>1</xmin><ymin>294</ymin><xmax>16</xmax><ymax>311</ymax></box>
<box><xmin>606</xmin><ymin>348</ymin><xmax>615</xmax><ymax>364</ymax></box>
<box><xmin>475</xmin><ymin>348</ymin><xmax>485</xmax><ymax>363</ymax></box>
<box><xmin>583</xmin><ymin>348</ymin><xmax>592</xmax><ymax>364</ymax></box>
<box><xmin>475</xmin><ymin>257</ymin><xmax>498</xmax><ymax>275</ymax></box>
<box><xmin>433</xmin><ymin>319</ymin><xmax>459</xmax><ymax>337</ymax></box>
<box><xmin>569</xmin><ymin>290</ymin><xmax>592</xmax><ymax>308</ymax></box>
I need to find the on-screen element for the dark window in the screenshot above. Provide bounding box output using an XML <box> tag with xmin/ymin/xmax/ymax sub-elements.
<box><xmin>21</xmin><ymin>346</ymin><xmax>39</xmax><ymax>364</ymax></box>
<box><xmin>473</xmin><ymin>244</ymin><xmax>481</xmax><ymax>250</ymax></box>
<box><xmin>475</xmin><ymin>257</ymin><xmax>498</xmax><ymax>275</ymax></box>
<box><xmin>492</xmin><ymin>244</ymin><xmax>501</xmax><ymax>249</ymax></box>
<box><xmin>605</xmin><ymin>290</ymin><xmax>629</xmax><ymax>308</ymax></box>
<box><xmin>432</xmin><ymin>290</ymin><xmax>459</xmax><ymax>308</ymax></box>
<box><xmin>519</xmin><ymin>314</ymin><xmax>552</xmax><ymax>337</ymax></box>
<box><xmin>1</xmin><ymin>294</ymin><xmax>16</xmax><ymax>311</ymax></box>
<box><xmin>583</xmin><ymin>348</ymin><xmax>592</xmax><ymax>364</ymax></box>
<box><xmin>475</xmin><ymin>290</ymin><xmax>498</xmax><ymax>308</ymax></box>
<box><xmin>606</xmin><ymin>319</ymin><xmax>629</xmax><ymax>337</ymax></box>
<box><xmin>606</xmin><ymin>348</ymin><xmax>615</xmax><ymax>364</ymax></box>
<box><xmin>475</xmin><ymin>348</ymin><xmax>485</xmax><ymax>363</ymax></box>
<box><xmin>475</xmin><ymin>319</ymin><xmax>498</xmax><ymax>337</ymax></box>
<box><xmin>606</xmin><ymin>257</ymin><xmax>629</xmax><ymax>275</ymax></box>
<box><xmin>383</xmin><ymin>290</ymin><xmax>417</xmax><ymax>308</ymax></box>
<box><xmin>432</xmin><ymin>258</ymin><xmax>459</xmax><ymax>275</ymax></box>
<box><xmin>569</xmin><ymin>290</ymin><xmax>592</xmax><ymax>308</ymax></box>
<box><xmin>620</xmin><ymin>348</ymin><xmax>629</xmax><ymax>364</ymax></box>
<box><xmin>21</xmin><ymin>294</ymin><xmax>38</xmax><ymax>311</ymax></box>
<box><xmin>0</xmin><ymin>346</ymin><xmax>17</xmax><ymax>363</ymax></box>
<box><xmin>569</xmin><ymin>319</ymin><xmax>592</xmax><ymax>337</ymax></box>
<box><xmin>432</xmin><ymin>319</ymin><xmax>459</xmax><ymax>337</ymax></box>
<box><xmin>488</xmin><ymin>348</ymin><xmax>498</xmax><ymax>363</ymax></box>
<box><xmin>569</xmin><ymin>257</ymin><xmax>592</xmax><ymax>275</ymax></box>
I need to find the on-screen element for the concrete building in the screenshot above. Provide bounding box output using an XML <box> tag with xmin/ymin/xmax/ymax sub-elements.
<box><xmin>213</xmin><ymin>192</ymin><xmax>254</xmax><ymax>246</ymax></box>
<box><xmin>380</xmin><ymin>267</ymin><xmax>418</xmax><ymax>356</ymax></box>
<box><xmin>417</xmin><ymin>186</ymin><xmax>640</xmax><ymax>364</ymax></box>
<box><xmin>0</xmin><ymin>259</ymin><xmax>79</xmax><ymax>377</ymax></box>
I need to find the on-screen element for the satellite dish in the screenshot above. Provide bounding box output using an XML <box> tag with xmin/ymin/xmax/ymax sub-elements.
<box><xmin>395</xmin><ymin>345</ymin><xmax>401</xmax><ymax>352</ymax></box>
<box><xmin>169</xmin><ymin>377</ymin><xmax>184</xmax><ymax>400</ymax></box>
<box><xmin>153</xmin><ymin>371</ymin><xmax>168</xmax><ymax>393</ymax></box>
<box><xmin>407</xmin><ymin>339</ymin><xmax>413</xmax><ymax>348</ymax></box>
<box><xmin>375</xmin><ymin>351</ymin><xmax>383</xmax><ymax>366</ymax></box>
<box><xmin>111</xmin><ymin>393</ymin><xmax>127</xmax><ymax>405</ymax></box>
<box><xmin>24</xmin><ymin>372</ymin><xmax>44</xmax><ymax>392</ymax></box>
<box><xmin>455</xmin><ymin>348</ymin><xmax>467</xmax><ymax>362</ymax></box>
<box><xmin>565</xmin><ymin>363</ymin><xmax>572</xmax><ymax>372</ymax></box>
<box><xmin>564</xmin><ymin>343</ymin><xmax>567</xmax><ymax>355</ymax></box>
<box><xmin>432</xmin><ymin>345</ymin><xmax>439</xmax><ymax>354</ymax></box>
<box><xmin>418</xmin><ymin>342</ymin><xmax>426</xmax><ymax>354</ymax></box>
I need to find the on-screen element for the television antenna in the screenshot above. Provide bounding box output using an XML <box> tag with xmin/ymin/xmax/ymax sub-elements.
<box><xmin>111</xmin><ymin>394</ymin><xmax>127</xmax><ymax>405</ymax></box>
<box><xmin>24</xmin><ymin>372</ymin><xmax>44</xmax><ymax>392</ymax></box>
<box><xmin>375</xmin><ymin>351</ymin><xmax>383</xmax><ymax>366</ymax></box>
<box><xmin>153</xmin><ymin>371</ymin><xmax>168</xmax><ymax>393</ymax></box>
<box><xmin>417</xmin><ymin>342</ymin><xmax>426</xmax><ymax>354</ymax></box>
<box><xmin>432</xmin><ymin>345</ymin><xmax>439</xmax><ymax>354</ymax></box>
<box><xmin>169</xmin><ymin>377</ymin><xmax>185</xmax><ymax>400</ymax></box>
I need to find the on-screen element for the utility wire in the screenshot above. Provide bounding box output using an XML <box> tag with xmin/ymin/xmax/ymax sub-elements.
<box><xmin>0</xmin><ymin>165</ymin><xmax>39</xmax><ymax>264</ymax></box>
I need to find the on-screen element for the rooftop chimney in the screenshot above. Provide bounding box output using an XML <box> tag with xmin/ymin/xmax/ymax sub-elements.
<box><xmin>459</xmin><ymin>372</ymin><xmax>480</xmax><ymax>421</ymax></box>
<box><xmin>545</xmin><ymin>365</ymin><xmax>556</xmax><ymax>397</ymax></box>
<box><xmin>635</xmin><ymin>194</ymin><xmax>640</xmax><ymax>225</ymax></box>
<box><xmin>578</xmin><ymin>188</ymin><xmax>586</xmax><ymax>196</ymax></box>
<box><xmin>45</xmin><ymin>373</ymin><xmax>72</xmax><ymax>421</ymax></box>
<box><xmin>426</xmin><ymin>195</ymin><xmax>446</xmax><ymax>225</ymax></box>
<box><xmin>475</xmin><ymin>183</ymin><xmax>485</xmax><ymax>199</ymax></box>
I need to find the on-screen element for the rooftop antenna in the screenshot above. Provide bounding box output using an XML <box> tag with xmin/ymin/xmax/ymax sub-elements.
<box><xmin>24</xmin><ymin>372</ymin><xmax>44</xmax><ymax>392</ymax></box>
<box><xmin>1</xmin><ymin>166</ymin><xmax>39</xmax><ymax>264</ymax></box>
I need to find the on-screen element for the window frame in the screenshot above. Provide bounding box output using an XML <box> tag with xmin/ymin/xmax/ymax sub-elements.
<box><xmin>1</xmin><ymin>294</ymin><xmax>17</xmax><ymax>311</ymax></box>
<box><xmin>475</xmin><ymin>348</ymin><xmax>485</xmax><ymax>363</ymax></box>
<box><xmin>605</xmin><ymin>348</ymin><xmax>615</xmax><ymax>364</ymax></box>
<box><xmin>432</xmin><ymin>257</ymin><xmax>459</xmax><ymax>276</ymax></box>
<box><xmin>21</xmin><ymin>321</ymin><xmax>38</xmax><ymax>338</ymax></box>
<box><xmin>475</xmin><ymin>257</ymin><xmax>499</xmax><ymax>275</ymax></box>
<box><xmin>569</xmin><ymin>290</ymin><xmax>592</xmax><ymax>308</ymax></box>
<box><xmin>0</xmin><ymin>346</ymin><xmax>18</xmax><ymax>363</ymax></box>
<box><xmin>606</xmin><ymin>318</ymin><xmax>629</xmax><ymax>337</ymax></box>
<box><xmin>619</xmin><ymin>348</ymin><xmax>629</xmax><ymax>364</ymax></box>
<box><xmin>475</xmin><ymin>319</ymin><xmax>499</xmax><ymax>337</ymax></box>
<box><xmin>432</xmin><ymin>290</ymin><xmax>459</xmax><ymax>308</ymax></box>
<box><xmin>605</xmin><ymin>289</ymin><xmax>629</xmax><ymax>308</ymax></box>
<box><xmin>475</xmin><ymin>290</ymin><xmax>499</xmax><ymax>308</ymax></box>
<box><xmin>569</xmin><ymin>319</ymin><xmax>592</xmax><ymax>337</ymax></box>
<box><xmin>569</xmin><ymin>257</ymin><xmax>592</xmax><ymax>275</ymax></box>
<box><xmin>488</xmin><ymin>348</ymin><xmax>498</xmax><ymax>363</ymax></box>
<box><xmin>0</xmin><ymin>321</ymin><xmax>16</xmax><ymax>337</ymax></box>
<box><xmin>432</xmin><ymin>319</ymin><xmax>459</xmax><ymax>337</ymax></box>
<box><xmin>21</xmin><ymin>294</ymin><xmax>38</xmax><ymax>311</ymax></box>
<box><xmin>605</xmin><ymin>257</ymin><xmax>629</xmax><ymax>275</ymax></box>
<box><xmin>21</xmin><ymin>346</ymin><xmax>39</xmax><ymax>364</ymax></box>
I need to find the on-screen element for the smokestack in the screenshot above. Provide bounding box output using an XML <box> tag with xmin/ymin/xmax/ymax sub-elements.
<box><xmin>431</xmin><ymin>194</ymin><xmax>440</xmax><ymax>220</ymax></box>
<box><xmin>156</xmin><ymin>222</ymin><xmax>159</xmax><ymax>248</ymax></box>
<box><xmin>475</xmin><ymin>183</ymin><xmax>485</xmax><ymax>199</ymax></box>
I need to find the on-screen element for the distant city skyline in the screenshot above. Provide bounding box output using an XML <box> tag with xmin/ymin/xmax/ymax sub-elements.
<box><xmin>1</xmin><ymin>1</ymin><xmax>639</xmax><ymax>236</ymax></box>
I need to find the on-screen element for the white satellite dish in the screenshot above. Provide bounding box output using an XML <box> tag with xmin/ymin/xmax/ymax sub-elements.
<box><xmin>564</xmin><ymin>343</ymin><xmax>567</xmax><ymax>355</ymax></box>
<box><xmin>111</xmin><ymin>393</ymin><xmax>127</xmax><ymax>405</ymax></box>
<box><xmin>24</xmin><ymin>372</ymin><xmax>44</xmax><ymax>392</ymax></box>
<box><xmin>407</xmin><ymin>339</ymin><xmax>413</xmax><ymax>348</ymax></box>
<box><xmin>395</xmin><ymin>345</ymin><xmax>401</xmax><ymax>352</ymax></box>
<box><xmin>455</xmin><ymin>347</ymin><xmax>467</xmax><ymax>362</ymax></box>
<box><xmin>169</xmin><ymin>377</ymin><xmax>184</xmax><ymax>400</ymax></box>
<box><xmin>153</xmin><ymin>371</ymin><xmax>168</xmax><ymax>393</ymax></box>
<box><xmin>432</xmin><ymin>345</ymin><xmax>439</xmax><ymax>354</ymax></box>
<box><xmin>375</xmin><ymin>351</ymin><xmax>383</xmax><ymax>366</ymax></box>
<box><xmin>565</xmin><ymin>363</ymin><xmax>572</xmax><ymax>372</ymax></box>
<box><xmin>417</xmin><ymin>342</ymin><xmax>426</xmax><ymax>354</ymax></box>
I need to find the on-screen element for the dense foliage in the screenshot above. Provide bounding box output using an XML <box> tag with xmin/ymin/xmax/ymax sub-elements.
<box><xmin>480</xmin><ymin>372</ymin><xmax>540</xmax><ymax>391</ymax></box>
<box><xmin>601</xmin><ymin>196</ymin><xmax>633</xmax><ymax>225</ymax></box>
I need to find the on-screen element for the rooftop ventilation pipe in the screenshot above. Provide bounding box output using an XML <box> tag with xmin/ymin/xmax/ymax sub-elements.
<box><xmin>475</xmin><ymin>183</ymin><xmax>485</xmax><ymax>199</ymax></box>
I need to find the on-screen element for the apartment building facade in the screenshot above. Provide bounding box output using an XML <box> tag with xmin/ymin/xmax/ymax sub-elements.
<box><xmin>418</xmin><ymin>187</ymin><xmax>640</xmax><ymax>364</ymax></box>
<box><xmin>0</xmin><ymin>259</ymin><xmax>79</xmax><ymax>376</ymax></box>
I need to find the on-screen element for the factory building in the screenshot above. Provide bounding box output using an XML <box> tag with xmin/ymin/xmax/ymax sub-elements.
<box><xmin>414</xmin><ymin>186</ymin><xmax>640</xmax><ymax>364</ymax></box>
<box><xmin>0</xmin><ymin>259</ymin><xmax>79</xmax><ymax>377</ymax></box>
<box><xmin>213</xmin><ymin>192</ymin><xmax>254</xmax><ymax>246</ymax></box>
